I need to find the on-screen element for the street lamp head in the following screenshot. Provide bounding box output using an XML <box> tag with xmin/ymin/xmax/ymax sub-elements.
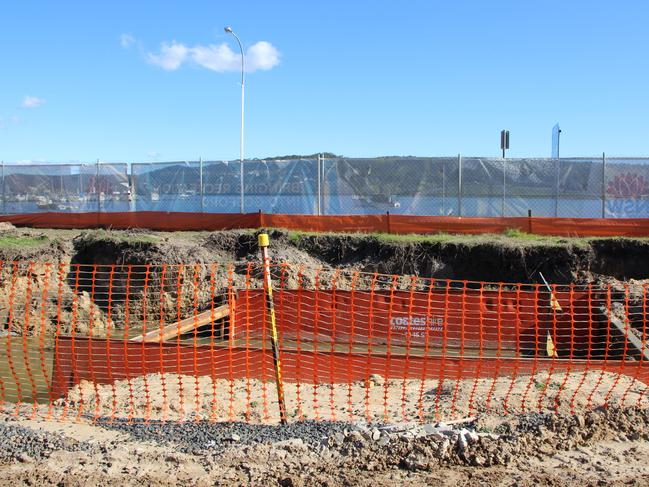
<box><xmin>224</xmin><ymin>26</ymin><xmax>233</xmax><ymax>33</ymax></box>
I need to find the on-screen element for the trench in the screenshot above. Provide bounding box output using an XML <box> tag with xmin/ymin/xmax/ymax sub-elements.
<box><xmin>0</xmin><ymin>228</ymin><xmax>648</xmax><ymax>405</ymax></box>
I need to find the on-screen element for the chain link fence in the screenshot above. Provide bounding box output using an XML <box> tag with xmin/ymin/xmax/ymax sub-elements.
<box><xmin>1</xmin><ymin>156</ymin><xmax>648</xmax><ymax>218</ymax></box>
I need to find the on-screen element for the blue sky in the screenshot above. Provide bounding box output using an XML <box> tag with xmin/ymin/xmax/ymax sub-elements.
<box><xmin>0</xmin><ymin>1</ymin><xmax>647</xmax><ymax>162</ymax></box>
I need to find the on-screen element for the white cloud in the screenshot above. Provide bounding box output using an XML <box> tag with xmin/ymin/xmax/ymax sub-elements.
<box><xmin>146</xmin><ymin>40</ymin><xmax>280</xmax><ymax>73</ymax></box>
<box><xmin>22</xmin><ymin>96</ymin><xmax>46</xmax><ymax>108</ymax></box>
<box><xmin>120</xmin><ymin>33</ymin><xmax>136</xmax><ymax>48</ymax></box>
<box><xmin>246</xmin><ymin>41</ymin><xmax>280</xmax><ymax>71</ymax></box>
<box><xmin>146</xmin><ymin>41</ymin><xmax>189</xmax><ymax>70</ymax></box>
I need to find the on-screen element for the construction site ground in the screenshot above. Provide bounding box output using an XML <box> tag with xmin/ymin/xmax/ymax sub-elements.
<box><xmin>0</xmin><ymin>223</ymin><xmax>648</xmax><ymax>486</ymax></box>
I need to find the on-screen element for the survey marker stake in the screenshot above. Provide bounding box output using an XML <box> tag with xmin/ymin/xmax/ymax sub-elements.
<box><xmin>539</xmin><ymin>272</ymin><xmax>560</xmax><ymax>358</ymax></box>
<box><xmin>258</xmin><ymin>233</ymin><xmax>288</xmax><ymax>424</ymax></box>
<box><xmin>539</xmin><ymin>272</ymin><xmax>563</xmax><ymax>313</ymax></box>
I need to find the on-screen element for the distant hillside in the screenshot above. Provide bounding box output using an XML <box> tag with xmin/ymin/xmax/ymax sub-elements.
<box><xmin>260</xmin><ymin>152</ymin><xmax>341</xmax><ymax>160</ymax></box>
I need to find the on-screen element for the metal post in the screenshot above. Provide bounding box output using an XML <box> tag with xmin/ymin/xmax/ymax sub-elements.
<box><xmin>457</xmin><ymin>154</ymin><xmax>462</xmax><ymax>217</ymax></box>
<box><xmin>554</xmin><ymin>158</ymin><xmax>559</xmax><ymax>217</ymax></box>
<box><xmin>224</xmin><ymin>27</ymin><xmax>246</xmax><ymax>214</ymax></box>
<box><xmin>199</xmin><ymin>157</ymin><xmax>204</xmax><ymax>213</ymax></box>
<box><xmin>96</xmin><ymin>159</ymin><xmax>101</xmax><ymax>213</ymax></box>
<box><xmin>316</xmin><ymin>154</ymin><xmax>322</xmax><ymax>216</ymax></box>
<box><xmin>129</xmin><ymin>163</ymin><xmax>136</xmax><ymax>212</ymax></box>
<box><xmin>321</xmin><ymin>156</ymin><xmax>327</xmax><ymax>216</ymax></box>
<box><xmin>78</xmin><ymin>167</ymin><xmax>82</xmax><ymax>207</ymax></box>
<box><xmin>240</xmin><ymin>159</ymin><xmax>245</xmax><ymax>213</ymax></box>
<box><xmin>601</xmin><ymin>152</ymin><xmax>606</xmax><ymax>218</ymax></box>
<box><xmin>442</xmin><ymin>161</ymin><xmax>446</xmax><ymax>215</ymax></box>
<box><xmin>258</xmin><ymin>233</ymin><xmax>288</xmax><ymax>424</ymax></box>
<box><xmin>1</xmin><ymin>161</ymin><xmax>4</xmax><ymax>214</ymax></box>
<box><xmin>502</xmin><ymin>157</ymin><xmax>506</xmax><ymax>217</ymax></box>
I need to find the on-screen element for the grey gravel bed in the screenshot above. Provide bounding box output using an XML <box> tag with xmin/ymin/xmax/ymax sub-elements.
<box><xmin>0</xmin><ymin>422</ymin><xmax>98</xmax><ymax>463</ymax></box>
<box><xmin>95</xmin><ymin>419</ymin><xmax>350</xmax><ymax>455</ymax></box>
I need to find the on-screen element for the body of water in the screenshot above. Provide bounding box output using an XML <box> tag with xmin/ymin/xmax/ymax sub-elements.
<box><xmin>2</xmin><ymin>195</ymin><xmax>647</xmax><ymax>218</ymax></box>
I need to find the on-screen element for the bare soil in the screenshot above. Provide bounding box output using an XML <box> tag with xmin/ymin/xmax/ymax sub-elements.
<box><xmin>1</xmin><ymin>405</ymin><xmax>649</xmax><ymax>486</ymax></box>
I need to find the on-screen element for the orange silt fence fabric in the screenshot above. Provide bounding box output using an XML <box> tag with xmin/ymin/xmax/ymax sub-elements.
<box><xmin>2</xmin><ymin>211</ymin><xmax>649</xmax><ymax>237</ymax></box>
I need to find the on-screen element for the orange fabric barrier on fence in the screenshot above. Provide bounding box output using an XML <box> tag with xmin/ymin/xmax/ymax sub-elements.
<box><xmin>0</xmin><ymin>260</ymin><xmax>647</xmax><ymax>424</ymax></box>
<box><xmin>2</xmin><ymin>211</ymin><xmax>649</xmax><ymax>236</ymax></box>
<box><xmin>234</xmin><ymin>288</ymin><xmax>596</xmax><ymax>357</ymax></box>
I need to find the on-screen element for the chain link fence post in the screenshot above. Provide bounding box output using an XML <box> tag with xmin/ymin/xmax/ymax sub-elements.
<box><xmin>96</xmin><ymin>159</ymin><xmax>101</xmax><ymax>214</ymax></box>
<box><xmin>316</xmin><ymin>154</ymin><xmax>322</xmax><ymax>216</ymax></box>
<box><xmin>457</xmin><ymin>154</ymin><xmax>462</xmax><ymax>217</ymax></box>
<box><xmin>601</xmin><ymin>152</ymin><xmax>607</xmax><ymax>218</ymax></box>
<box><xmin>554</xmin><ymin>158</ymin><xmax>559</xmax><ymax>217</ymax></box>
<box><xmin>321</xmin><ymin>156</ymin><xmax>327</xmax><ymax>216</ymax></box>
<box><xmin>129</xmin><ymin>162</ymin><xmax>136</xmax><ymax>212</ymax></box>
<box><xmin>240</xmin><ymin>159</ymin><xmax>245</xmax><ymax>213</ymax></box>
<box><xmin>199</xmin><ymin>157</ymin><xmax>204</xmax><ymax>213</ymax></box>
<box><xmin>1</xmin><ymin>161</ymin><xmax>4</xmax><ymax>214</ymax></box>
<box><xmin>502</xmin><ymin>157</ymin><xmax>506</xmax><ymax>217</ymax></box>
<box><xmin>442</xmin><ymin>160</ymin><xmax>446</xmax><ymax>215</ymax></box>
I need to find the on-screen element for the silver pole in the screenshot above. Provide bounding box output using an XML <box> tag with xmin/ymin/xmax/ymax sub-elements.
<box><xmin>502</xmin><ymin>157</ymin><xmax>506</xmax><ymax>217</ymax></box>
<box><xmin>199</xmin><ymin>157</ymin><xmax>204</xmax><ymax>213</ymax></box>
<box><xmin>96</xmin><ymin>159</ymin><xmax>101</xmax><ymax>213</ymax></box>
<box><xmin>601</xmin><ymin>152</ymin><xmax>606</xmax><ymax>218</ymax></box>
<box><xmin>442</xmin><ymin>161</ymin><xmax>446</xmax><ymax>215</ymax></box>
<box><xmin>129</xmin><ymin>163</ymin><xmax>136</xmax><ymax>212</ymax></box>
<box><xmin>1</xmin><ymin>161</ymin><xmax>4</xmax><ymax>214</ymax></box>
<box><xmin>321</xmin><ymin>156</ymin><xmax>327</xmax><ymax>216</ymax></box>
<box><xmin>457</xmin><ymin>154</ymin><xmax>462</xmax><ymax>217</ymax></box>
<box><xmin>554</xmin><ymin>158</ymin><xmax>559</xmax><ymax>217</ymax></box>
<box><xmin>225</xmin><ymin>27</ymin><xmax>245</xmax><ymax>213</ymax></box>
<box><xmin>316</xmin><ymin>154</ymin><xmax>322</xmax><ymax>216</ymax></box>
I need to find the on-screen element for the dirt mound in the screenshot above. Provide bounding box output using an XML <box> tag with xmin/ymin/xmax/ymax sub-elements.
<box><xmin>58</xmin><ymin>370</ymin><xmax>647</xmax><ymax>424</ymax></box>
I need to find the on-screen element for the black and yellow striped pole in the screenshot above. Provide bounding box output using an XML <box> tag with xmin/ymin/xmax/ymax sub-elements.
<box><xmin>258</xmin><ymin>233</ymin><xmax>288</xmax><ymax>424</ymax></box>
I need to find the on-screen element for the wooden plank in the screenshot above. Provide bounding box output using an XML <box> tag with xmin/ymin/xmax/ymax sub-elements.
<box><xmin>131</xmin><ymin>304</ymin><xmax>230</xmax><ymax>343</ymax></box>
<box><xmin>601</xmin><ymin>306</ymin><xmax>649</xmax><ymax>362</ymax></box>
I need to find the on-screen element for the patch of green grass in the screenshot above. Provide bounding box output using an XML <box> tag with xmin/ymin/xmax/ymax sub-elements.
<box><xmin>287</xmin><ymin>230</ymin><xmax>305</xmax><ymax>245</ymax></box>
<box><xmin>502</xmin><ymin>228</ymin><xmax>539</xmax><ymax>240</ymax></box>
<box><xmin>373</xmin><ymin>232</ymin><xmax>458</xmax><ymax>244</ymax></box>
<box><xmin>534</xmin><ymin>380</ymin><xmax>547</xmax><ymax>391</ymax></box>
<box><xmin>0</xmin><ymin>235</ymin><xmax>50</xmax><ymax>248</ymax></box>
<box><xmin>279</xmin><ymin>227</ymin><xmax>646</xmax><ymax>249</ymax></box>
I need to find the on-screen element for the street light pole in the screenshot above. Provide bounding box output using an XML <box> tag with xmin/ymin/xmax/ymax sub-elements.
<box><xmin>225</xmin><ymin>26</ymin><xmax>245</xmax><ymax>213</ymax></box>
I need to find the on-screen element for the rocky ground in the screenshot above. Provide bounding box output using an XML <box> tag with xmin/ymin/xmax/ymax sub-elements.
<box><xmin>1</xmin><ymin>406</ymin><xmax>649</xmax><ymax>486</ymax></box>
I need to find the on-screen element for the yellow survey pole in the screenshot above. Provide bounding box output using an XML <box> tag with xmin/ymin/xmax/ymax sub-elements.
<box><xmin>258</xmin><ymin>233</ymin><xmax>288</xmax><ymax>424</ymax></box>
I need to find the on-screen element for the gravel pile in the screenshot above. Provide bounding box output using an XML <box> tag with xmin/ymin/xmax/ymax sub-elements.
<box><xmin>0</xmin><ymin>421</ymin><xmax>97</xmax><ymax>463</ymax></box>
<box><xmin>97</xmin><ymin>418</ymin><xmax>351</xmax><ymax>455</ymax></box>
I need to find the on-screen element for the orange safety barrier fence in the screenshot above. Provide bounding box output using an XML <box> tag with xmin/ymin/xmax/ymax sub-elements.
<box><xmin>2</xmin><ymin>211</ymin><xmax>649</xmax><ymax>237</ymax></box>
<box><xmin>0</xmin><ymin>260</ymin><xmax>647</xmax><ymax>424</ymax></box>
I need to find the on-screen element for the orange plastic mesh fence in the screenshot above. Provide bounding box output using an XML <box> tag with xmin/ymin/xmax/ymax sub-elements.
<box><xmin>0</xmin><ymin>260</ymin><xmax>647</xmax><ymax>424</ymax></box>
